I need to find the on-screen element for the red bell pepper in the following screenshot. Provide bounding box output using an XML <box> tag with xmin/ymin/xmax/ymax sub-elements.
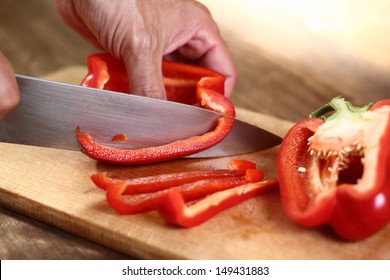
<box><xmin>91</xmin><ymin>158</ymin><xmax>258</xmax><ymax>194</ymax></box>
<box><xmin>91</xmin><ymin>159</ymin><xmax>274</xmax><ymax>227</ymax></box>
<box><xmin>91</xmin><ymin>169</ymin><xmax>247</xmax><ymax>194</ymax></box>
<box><xmin>277</xmin><ymin>97</ymin><xmax>390</xmax><ymax>240</ymax></box>
<box><xmin>111</xmin><ymin>133</ymin><xmax>127</xmax><ymax>142</ymax></box>
<box><xmin>104</xmin><ymin>168</ymin><xmax>264</xmax><ymax>215</ymax></box>
<box><xmin>76</xmin><ymin>53</ymin><xmax>234</xmax><ymax>165</ymax></box>
<box><xmin>81</xmin><ymin>53</ymin><xmax>129</xmax><ymax>93</ymax></box>
<box><xmin>81</xmin><ymin>53</ymin><xmax>225</xmax><ymax>105</ymax></box>
<box><xmin>158</xmin><ymin>179</ymin><xmax>278</xmax><ymax>228</ymax></box>
<box><xmin>228</xmin><ymin>158</ymin><xmax>257</xmax><ymax>171</ymax></box>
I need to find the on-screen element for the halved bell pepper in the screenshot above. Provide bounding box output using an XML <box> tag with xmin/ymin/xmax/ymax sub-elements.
<box><xmin>76</xmin><ymin>53</ymin><xmax>234</xmax><ymax>165</ymax></box>
<box><xmin>277</xmin><ymin>97</ymin><xmax>390</xmax><ymax>240</ymax></box>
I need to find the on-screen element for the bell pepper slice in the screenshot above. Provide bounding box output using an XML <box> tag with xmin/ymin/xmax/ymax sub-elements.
<box><xmin>91</xmin><ymin>159</ymin><xmax>258</xmax><ymax>194</ymax></box>
<box><xmin>277</xmin><ymin>97</ymin><xmax>390</xmax><ymax>240</ymax></box>
<box><xmin>91</xmin><ymin>169</ymin><xmax>246</xmax><ymax>195</ymax></box>
<box><xmin>105</xmin><ymin>169</ymin><xmax>264</xmax><ymax>214</ymax></box>
<box><xmin>76</xmin><ymin>53</ymin><xmax>234</xmax><ymax>165</ymax></box>
<box><xmin>228</xmin><ymin>158</ymin><xmax>257</xmax><ymax>171</ymax></box>
<box><xmin>158</xmin><ymin>179</ymin><xmax>278</xmax><ymax>228</ymax></box>
<box><xmin>111</xmin><ymin>133</ymin><xmax>127</xmax><ymax>142</ymax></box>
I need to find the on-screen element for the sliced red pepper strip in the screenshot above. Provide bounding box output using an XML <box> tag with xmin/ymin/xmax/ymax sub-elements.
<box><xmin>158</xmin><ymin>179</ymin><xmax>278</xmax><ymax>228</ymax></box>
<box><xmin>111</xmin><ymin>133</ymin><xmax>127</xmax><ymax>142</ymax></box>
<box><xmin>228</xmin><ymin>159</ymin><xmax>257</xmax><ymax>171</ymax></box>
<box><xmin>75</xmin><ymin>88</ymin><xmax>234</xmax><ymax>164</ymax></box>
<box><xmin>91</xmin><ymin>169</ymin><xmax>246</xmax><ymax>195</ymax></box>
<box><xmin>91</xmin><ymin>159</ymin><xmax>258</xmax><ymax>194</ymax></box>
<box><xmin>277</xmin><ymin>97</ymin><xmax>390</xmax><ymax>240</ymax></box>
<box><xmin>105</xmin><ymin>169</ymin><xmax>264</xmax><ymax>214</ymax></box>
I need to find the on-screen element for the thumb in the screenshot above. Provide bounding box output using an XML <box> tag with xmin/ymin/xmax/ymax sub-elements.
<box><xmin>123</xmin><ymin>54</ymin><xmax>166</xmax><ymax>100</ymax></box>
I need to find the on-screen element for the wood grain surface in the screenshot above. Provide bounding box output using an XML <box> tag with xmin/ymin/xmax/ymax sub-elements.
<box><xmin>1</xmin><ymin>0</ymin><xmax>390</xmax><ymax>259</ymax></box>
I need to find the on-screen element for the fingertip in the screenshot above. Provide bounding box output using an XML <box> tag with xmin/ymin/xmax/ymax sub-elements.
<box><xmin>223</xmin><ymin>63</ymin><xmax>237</xmax><ymax>97</ymax></box>
<box><xmin>197</xmin><ymin>40</ymin><xmax>237</xmax><ymax>97</ymax></box>
<box><xmin>202</xmin><ymin>54</ymin><xmax>237</xmax><ymax>97</ymax></box>
<box><xmin>0</xmin><ymin>52</ymin><xmax>20</xmax><ymax>119</ymax></box>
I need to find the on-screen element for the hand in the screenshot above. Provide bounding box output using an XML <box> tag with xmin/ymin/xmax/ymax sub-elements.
<box><xmin>0</xmin><ymin>51</ymin><xmax>19</xmax><ymax>120</ymax></box>
<box><xmin>54</xmin><ymin>0</ymin><xmax>236</xmax><ymax>99</ymax></box>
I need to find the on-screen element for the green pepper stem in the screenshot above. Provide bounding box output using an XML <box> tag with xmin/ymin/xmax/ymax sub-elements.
<box><xmin>309</xmin><ymin>96</ymin><xmax>373</xmax><ymax>121</ymax></box>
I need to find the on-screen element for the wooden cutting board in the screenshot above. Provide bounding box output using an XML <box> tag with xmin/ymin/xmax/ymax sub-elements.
<box><xmin>0</xmin><ymin>67</ymin><xmax>389</xmax><ymax>259</ymax></box>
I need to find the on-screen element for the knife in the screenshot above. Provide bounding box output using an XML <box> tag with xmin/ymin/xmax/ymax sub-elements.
<box><xmin>0</xmin><ymin>75</ymin><xmax>282</xmax><ymax>158</ymax></box>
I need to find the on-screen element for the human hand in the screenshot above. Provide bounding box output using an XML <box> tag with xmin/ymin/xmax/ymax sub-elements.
<box><xmin>0</xmin><ymin>51</ymin><xmax>19</xmax><ymax>120</ymax></box>
<box><xmin>54</xmin><ymin>0</ymin><xmax>236</xmax><ymax>99</ymax></box>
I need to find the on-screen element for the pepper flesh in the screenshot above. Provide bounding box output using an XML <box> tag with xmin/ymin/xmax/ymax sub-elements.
<box><xmin>77</xmin><ymin>53</ymin><xmax>234</xmax><ymax>165</ymax></box>
<box><xmin>277</xmin><ymin>97</ymin><xmax>390</xmax><ymax>240</ymax></box>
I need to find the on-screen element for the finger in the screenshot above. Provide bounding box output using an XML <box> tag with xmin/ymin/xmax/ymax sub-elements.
<box><xmin>122</xmin><ymin>51</ymin><xmax>167</xmax><ymax>100</ymax></box>
<box><xmin>0</xmin><ymin>52</ymin><xmax>19</xmax><ymax>119</ymax></box>
<box><xmin>54</xmin><ymin>0</ymin><xmax>104</xmax><ymax>50</ymax></box>
<box><xmin>169</xmin><ymin>36</ymin><xmax>237</xmax><ymax>97</ymax></box>
<box><xmin>198</xmin><ymin>40</ymin><xmax>237</xmax><ymax>97</ymax></box>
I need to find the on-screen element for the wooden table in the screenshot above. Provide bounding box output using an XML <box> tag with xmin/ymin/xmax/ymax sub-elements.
<box><xmin>1</xmin><ymin>0</ymin><xmax>390</xmax><ymax>259</ymax></box>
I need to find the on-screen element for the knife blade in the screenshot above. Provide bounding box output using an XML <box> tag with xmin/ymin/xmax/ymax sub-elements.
<box><xmin>0</xmin><ymin>75</ymin><xmax>282</xmax><ymax>158</ymax></box>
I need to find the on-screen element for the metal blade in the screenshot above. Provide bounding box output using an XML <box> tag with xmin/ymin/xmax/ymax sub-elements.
<box><xmin>0</xmin><ymin>75</ymin><xmax>282</xmax><ymax>157</ymax></box>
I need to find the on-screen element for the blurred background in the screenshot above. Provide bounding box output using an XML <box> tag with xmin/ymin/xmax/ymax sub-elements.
<box><xmin>2</xmin><ymin>0</ymin><xmax>390</xmax><ymax>122</ymax></box>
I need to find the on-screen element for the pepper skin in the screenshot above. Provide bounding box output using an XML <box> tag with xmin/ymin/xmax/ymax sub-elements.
<box><xmin>277</xmin><ymin>97</ymin><xmax>390</xmax><ymax>240</ymax></box>
<box><xmin>77</xmin><ymin>53</ymin><xmax>234</xmax><ymax>165</ymax></box>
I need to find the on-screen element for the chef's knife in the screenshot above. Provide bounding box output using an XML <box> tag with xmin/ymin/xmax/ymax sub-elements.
<box><xmin>0</xmin><ymin>75</ymin><xmax>282</xmax><ymax>158</ymax></box>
